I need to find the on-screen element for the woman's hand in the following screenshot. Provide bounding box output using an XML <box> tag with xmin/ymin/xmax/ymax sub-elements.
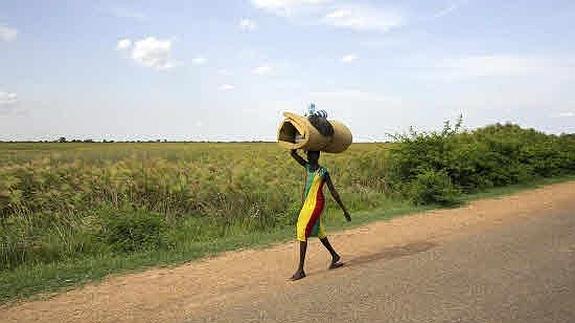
<box><xmin>344</xmin><ymin>210</ymin><xmax>351</xmax><ymax>222</ymax></box>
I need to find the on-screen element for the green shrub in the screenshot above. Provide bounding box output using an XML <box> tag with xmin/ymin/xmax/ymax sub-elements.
<box><xmin>99</xmin><ymin>208</ymin><xmax>169</xmax><ymax>253</ymax></box>
<box><xmin>408</xmin><ymin>169</ymin><xmax>461</xmax><ymax>206</ymax></box>
<box><xmin>387</xmin><ymin>119</ymin><xmax>575</xmax><ymax>205</ymax></box>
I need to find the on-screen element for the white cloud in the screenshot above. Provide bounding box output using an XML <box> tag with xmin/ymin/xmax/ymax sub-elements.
<box><xmin>131</xmin><ymin>37</ymin><xmax>175</xmax><ymax>70</ymax></box>
<box><xmin>557</xmin><ymin>112</ymin><xmax>575</xmax><ymax>118</ymax></box>
<box><xmin>219</xmin><ymin>84</ymin><xmax>235</xmax><ymax>91</ymax></box>
<box><xmin>0</xmin><ymin>91</ymin><xmax>19</xmax><ymax>115</ymax></box>
<box><xmin>250</xmin><ymin>1</ymin><xmax>403</xmax><ymax>32</ymax></box>
<box><xmin>0</xmin><ymin>91</ymin><xmax>18</xmax><ymax>105</ymax></box>
<box><xmin>192</xmin><ymin>56</ymin><xmax>207</xmax><ymax>65</ymax></box>
<box><xmin>409</xmin><ymin>54</ymin><xmax>575</xmax><ymax>83</ymax></box>
<box><xmin>251</xmin><ymin>0</ymin><xmax>329</xmax><ymax>16</ymax></box>
<box><xmin>431</xmin><ymin>0</ymin><xmax>468</xmax><ymax>19</ymax></box>
<box><xmin>239</xmin><ymin>18</ymin><xmax>257</xmax><ymax>31</ymax></box>
<box><xmin>116</xmin><ymin>38</ymin><xmax>132</xmax><ymax>50</ymax></box>
<box><xmin>439</xmin><ymin>55</ymin><xmax>548</xmax><ymax>79</ymax></box>
<box><xmin>252</xmin><ymin>64</ymin><xmax>273</xmax><ymax>75</ymax></box>
<box><xmin>340</xmin><ymin>54</ymin><xmax>358</xmax><ymax>63</ymax></box>
<box><xmin>322</xmin><ymin>5</ymin><xmax>403</xmax><ymax>32</ymax></box>
<box><xmin>116</xmin><ymin>37</ymin><xmax>177</xmax><ymax>71</ymax></box>
<box><xmin>0</xmin><ymin>25</ymin><xmax>18</xmax><ymax>42</ymax></box>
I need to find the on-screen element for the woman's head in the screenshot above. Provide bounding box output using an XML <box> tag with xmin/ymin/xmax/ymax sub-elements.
<box><xmin>307</xmin><ymin>150</ymin><xmax>320</xmax><ymax>165</ymax></box>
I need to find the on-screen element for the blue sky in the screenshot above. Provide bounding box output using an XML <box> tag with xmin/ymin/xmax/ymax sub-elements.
<box><xmin>1</xmin><ymin>0</ymin><xmax>574</xmax><ymax>141</ymax></box>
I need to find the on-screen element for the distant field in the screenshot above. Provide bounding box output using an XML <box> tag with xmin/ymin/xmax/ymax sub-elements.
<box><xmin>1</xmin><ymin>123</ymin><xmax>573</xmax><ymax>303</ymax></box>
<box><xmin>0</xmin><ymin>142</ymin><xmax>391</xmax><ymax>218</ymax></box>
<box><xmin>0</xmin><ymin>142</ymin><xmax>399</xmax><ymax>303</ymax></box>
<box><xmin>0</xmin><ymin>142</ymin><xmax>391</xmax><ymax>269</ymax></box>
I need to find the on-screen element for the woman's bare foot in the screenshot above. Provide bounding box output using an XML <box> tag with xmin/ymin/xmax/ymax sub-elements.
<box><xmin>289</xmin><ymin>270</ymin><xmax>306</xmax><ymax>281</ymax></box>
<box><xmin>329</xmin><ymin>254</ymin><xmax>343</xmax><ymax>269</ymax></box>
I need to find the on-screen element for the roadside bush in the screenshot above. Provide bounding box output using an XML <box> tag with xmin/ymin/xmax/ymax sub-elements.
<box><xmin>99</xmin><ymin>208</ymin><xmax>170</xmax><ymax>253</ymax></box>
<box><xmin>409</xmin><ymin>169</ymin><xmax>461</xmax><ymax>206</ymax></box>
<box><xmin>387</xmin><ymin>118</ymin><xmax>575</xmax><ymax>204</ymax></box>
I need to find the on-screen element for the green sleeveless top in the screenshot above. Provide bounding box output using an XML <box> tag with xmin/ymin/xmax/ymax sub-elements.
<box><xmin>303</xmin><ymin>163</ymin><xmax>328</xmax><ymax>199</ymax></box>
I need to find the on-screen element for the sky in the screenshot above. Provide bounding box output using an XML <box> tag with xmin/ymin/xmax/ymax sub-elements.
<box><xmin>1</xmin><ymin>0</ymin><xmax>574</xmax><ymax>141</ymax></box>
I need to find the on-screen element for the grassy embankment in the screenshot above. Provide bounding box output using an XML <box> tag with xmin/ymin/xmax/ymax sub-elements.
<box><xmin>1</xmin><ymin>122</ymin><xmax>574</xmax><ymax>304</ymax></box>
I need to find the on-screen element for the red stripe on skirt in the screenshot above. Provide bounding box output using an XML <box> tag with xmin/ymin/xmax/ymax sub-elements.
<box><xmin>304</xmin><ymin>183</ymin><xmax>325</xmax><ymax>238</ymax></box>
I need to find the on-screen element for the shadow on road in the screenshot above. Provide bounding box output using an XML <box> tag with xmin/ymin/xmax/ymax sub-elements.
<box><xmin>345</xmin><ymin>241</ymin><xmax>438</xmax><ymax>267</ymax></box>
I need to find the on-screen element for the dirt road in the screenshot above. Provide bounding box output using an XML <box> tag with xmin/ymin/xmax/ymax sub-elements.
<box><xmin>1</xmin><ymin>181</ymin><xmax>574</xmax><ymax>322</ymax></box>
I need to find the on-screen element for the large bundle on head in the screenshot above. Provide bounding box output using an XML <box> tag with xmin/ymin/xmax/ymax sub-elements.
<box><xmin>277</xmin><ymin>111</ymin><xmax>352</xmax><ymax>153</ymax></box>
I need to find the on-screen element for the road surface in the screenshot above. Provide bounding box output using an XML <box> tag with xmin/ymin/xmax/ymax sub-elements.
<box><xmin>1</xmin><ymin>181</ymin><xmax>574</xmax><ymax>322</ymax></box>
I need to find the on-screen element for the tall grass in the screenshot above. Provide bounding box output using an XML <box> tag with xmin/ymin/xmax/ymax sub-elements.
<box><xmin>0</xmin><ymin>143</ymin><xmax>391</xmax><ymax>270</ymax></box>
<box><xmin>0</xmin><ymin>122</ymin><xmax>573</xmax><ymax>279</ymax></box>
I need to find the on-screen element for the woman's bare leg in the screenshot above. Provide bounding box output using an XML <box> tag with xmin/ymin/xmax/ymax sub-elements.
<box><xmin>320</xmin><ymin>237</ymin><xmax>343</xmax><ymax>269</ymax></box>
<box><xmin>290</xmin><ymin>241</ymin><xmax>307</xmax><ymax>280</ymax></box>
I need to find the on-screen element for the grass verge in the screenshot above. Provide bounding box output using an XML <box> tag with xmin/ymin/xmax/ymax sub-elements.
<box><xmin>1</xmin><ymin>175</ymin><xmax>574</xmax><ymax>306</ymax></box>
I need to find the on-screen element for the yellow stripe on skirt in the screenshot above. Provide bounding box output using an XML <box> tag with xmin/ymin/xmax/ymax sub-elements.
<box><xmin>296</xmin><ymin>170</ymin><xmax>326</xmax><ymax>241</ymax></box>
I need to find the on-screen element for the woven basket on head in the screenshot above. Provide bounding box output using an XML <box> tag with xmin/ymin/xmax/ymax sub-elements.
<box><xmin>277</xmin><ymin>112</ymin><xmax>352</xmax><ymax>153</ymax></box>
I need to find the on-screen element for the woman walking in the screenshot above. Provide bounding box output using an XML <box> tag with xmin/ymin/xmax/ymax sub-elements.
<box><xmin>289</xmin><ymin>147</ymin><xmax>351</xmax><ymax>281</ymax></box>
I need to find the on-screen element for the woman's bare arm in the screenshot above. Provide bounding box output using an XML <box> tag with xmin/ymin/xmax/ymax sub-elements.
<box><xmin>325</xmin><ymin>173</ymin><xmax>351</xmax><ymax>222</ymax></box>
<box><xmin>290</xmin><ymin>149</ymin><xmax>307</xmax><ymax>167</ymax></box>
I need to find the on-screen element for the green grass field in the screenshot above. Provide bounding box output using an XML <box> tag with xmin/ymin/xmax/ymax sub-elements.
<box><xmin>1</xmin><ymin>124</ymin><xmax>573</xmax><ymax>304</ymax></box>
<box><xmin>0</xmin><ymin>142</ymin><xmax>394</xmax><ymax>303</ymax></box>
